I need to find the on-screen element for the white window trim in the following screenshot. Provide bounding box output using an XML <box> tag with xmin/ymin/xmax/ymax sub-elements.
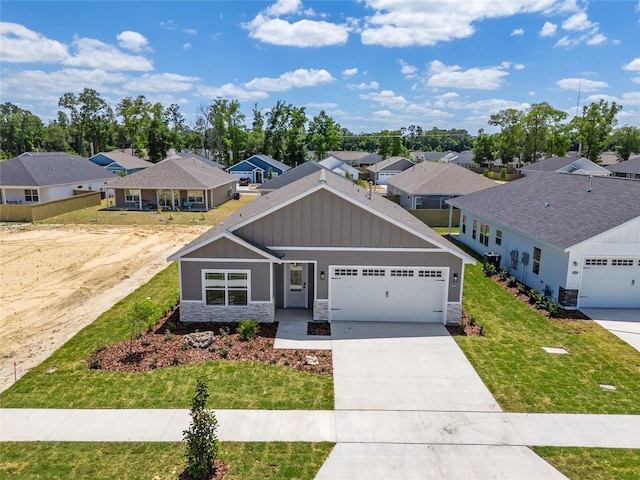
<box><xmin>125</xmin><ymin>189</ymin><xmax>141</xmax><ymax>203</ymax></box>
<box><xmin>202</xmin><ymin>269</ymin><xmax>250</xmax><ymax>306</ymax></box>
<box><xmin>187</xmin><ymin>190</ymin><xmax>204</xmax><ymax>203</ymax></box>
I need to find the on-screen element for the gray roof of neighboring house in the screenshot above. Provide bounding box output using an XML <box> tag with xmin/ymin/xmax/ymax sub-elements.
<box><xmin>450</xmin><ymin>151</ymin><xmax>476</xmax><ymax>166</ymax></box>
<box><xmin>355</xmin><ymin>152</ymin><xmax>382</xmax><ymax>166</ymax></box>
<box><xmin>366</xmin><ymin>156</ymin><xmax>414</xmax><ymax>173</ymax></box>
<box><xmin>447</xmin><ymin>172</ymin><xmax>640</xmax><ymax>250</ymax></box>
<box><xmin>251</xmin><ymin>154</ymin><xmax>291</xmax><ymax>173</ymax></box>
<box><xmin>166</xmin><ymin>153</ymin><xmax>226</xmax><ymax>169</ymax></box>
<box><xmin>520</xmin><ymin>156</ymin><xmax>610</xmax><ymax>176</ymax></box>
<box><xmin>105</xmin><ymin>157</ymin><xmax>235</xmax><ymax>190</ymax></box>
<box><xmin>170</xmin><ymin>168</ymin><xmax>474</xmax><ymax>263</ymax></box>
<box><xmin>92</xmin><ymin>151</ymin><xmax>153</xmax><ymax>170</ymax></box>
<box><xmin>387</xmin><ymin>161</ymin><xmax>497</xmax><ymax>195</ymax></box>
<box><xmin>257</xmin><ymin>161</ymin><xmax>326</xmax><ymax>191</ymax></box>
<box><xmin>0</xmin><ymin>153</ymin><xmax>118</xmax><ymax>187</ymax></box>
<box><xmin>318</xmin><ymin>157</ymin><xmax>359</xmax><ymax>176</ymax></box>
<box><xmin>323</xmin><ymin>151</ymin><xmax>371</xmax><ymax>162</ymax></box>
<box><xmin>606</xmin><ymin>156</ymin><xmax>640</xmax><ymax>175</ymax></box>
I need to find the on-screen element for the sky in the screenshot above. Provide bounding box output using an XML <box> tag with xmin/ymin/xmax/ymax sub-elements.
<box><xmin>1</xmin><ymin>0</ymin><xmax>639</xmax><ymax>135</ymax></box>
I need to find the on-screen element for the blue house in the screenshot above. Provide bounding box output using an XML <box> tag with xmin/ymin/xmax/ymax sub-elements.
<box><xmin>226</xmin><ymin>154</ymin><xmax>290</xmax><ymax>184</ymax></box>
<box><xmin>89</xmin><ymin>150</ymin><xmax>153</xmax><ymax>176</ymax></box>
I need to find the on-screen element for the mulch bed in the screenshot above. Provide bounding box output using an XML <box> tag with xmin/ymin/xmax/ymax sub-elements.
<box><xmin>88</xmin><ymin>308</ymin><xmax>333</xmax><ymax>376</ymax></box>
<box><xmin>446</xmin><ymin>311</ymin><xmax>485</xmax><ymax>337</ymax></box>
<box><xmin>179</xmin><ymin>460</ymin><xmax>229</xmax><ymax>480</ymax></box>
<box><xmin>307</xmin><ymin>321</ymin><xmax>331</xmax><ymax>336</ymax></box>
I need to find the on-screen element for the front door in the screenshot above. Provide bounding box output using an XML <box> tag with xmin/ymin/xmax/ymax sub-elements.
<box><xmin>285</xmin><ymin>263</ymin><xmax>307</xmax><ymax>308</ymax></box>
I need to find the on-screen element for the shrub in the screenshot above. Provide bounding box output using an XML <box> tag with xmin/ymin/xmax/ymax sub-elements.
<box><xmin>500</xmin><ymin>167</ymin><xmax>507</xmax><ymax>180</ymax></box>
<box><xmin>183</xmin><ymin>375</ymin><xmax>219</xmax><ymax>480</ymax></box>
<box><xmin>517</xmin><ymin>283</ymin><xmax>528</xmax><ymax>295</ymax></box>
<box><xmin>483</xmin><ymin>169</ymin><xmax>490</xmax><ymax>177</ymax></box>
<box><xmin>127</xmin><ymin>300</ymin><xmax>159</xmax><ymax>354</ymax></box>
<box><xmin>497</xmin><ymin>268</ymin><xmax>509</xmax><ymax>281</ymax></box>
<box><xmin>507</xmin><ymin>276</ymin><xmax>518</xmax><ymax>288</ymax></box>
<box><xmin>482</xmin><ymin>263</ymin><xmax>496</xmax><ymax>277</ymax></box>
<box><xmin>88</xmin><ymin>357</ymin><xmax>102</xmax><ymax>370</ymax></box>
<box><xmin>546</xmin><ymin>298</ymin><xmax>560</xmax><ymax>317</ymax></box>
<box><xmin>236</xmin><ymin>319</ymin><xmax>260</xmax><ymax>341</ymax></box>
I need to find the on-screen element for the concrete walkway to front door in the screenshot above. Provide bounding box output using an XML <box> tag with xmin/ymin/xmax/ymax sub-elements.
<box><xmin>331</xmin><ymin>321</ymin><xmax>501</xmax><ymax>412</ymax></box>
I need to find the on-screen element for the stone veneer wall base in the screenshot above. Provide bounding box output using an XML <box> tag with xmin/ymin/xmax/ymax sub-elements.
<box><xmin>313</xmin><ymin>299</ymin><xmax>329</xmax><ymax>322</ymax></box>
<box><xmin>446</xmin><ymin>302</ymin><xmax>462</xmax><ymax>325</ymax></box>
<box><xmin>180</xmin><ymin>302</ymin><xmax>275</xmax><ymax>323</ymax></box>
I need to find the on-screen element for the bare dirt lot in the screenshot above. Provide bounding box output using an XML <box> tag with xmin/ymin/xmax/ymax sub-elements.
<box><xmin>0</xmin><ymin>224</ymin><xmax>209</xmax><ymax>392</ymax></box>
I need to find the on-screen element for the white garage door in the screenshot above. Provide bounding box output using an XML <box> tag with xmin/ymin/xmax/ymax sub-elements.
<box><xmin>579</xmin><ymin>257</ymin><xmax>640</xmax><ymax>308</ymax></box>
<box><xmin>329</xmin><ymin>266</ymin><xmax>447</xmax><ymax>322</ymax></box>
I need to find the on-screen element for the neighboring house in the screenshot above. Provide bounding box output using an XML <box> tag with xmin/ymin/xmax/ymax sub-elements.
<box><xmin>89</xmin><ymin>150</ymin><xmax>153</xmax><ymax>176</ymax></box>
<box><xmin>318</xmin><ymin>157</ymin><xmax>360</xmax><ymax>179</ymax></box>
<box><xmin>0</xmin><ymin>152</ymin><xmax>117</xmax><ymax>204</ymax></box>
<box><xmin>257</xmin><ymin>161</ymin><xmax>326</xmax><ymax>194</ymax></box>
<box><xmin>167</xmin><ymin>152</ymin><xmax>226</xmax><ymax>170</ymax></box>
<box><xmin>387</xmin><ymin>161</ymin><xmax>497</xmax><ymax>210</ymax></box>
<box><xmin>226</xmin><ymin>154</ymin><xmax>290</xmax><ymax>184</ymax></box>
<box><xmin>450</xmin><ymin>151</ymin><xmax>476</xmax><ymax>168</ymax></box>
<box><xmin>410</xmin><ymin>151</ymin><xmax>454</xmax><ymax>163</ymax></box>
<box><xmin>447</xmin><ymin>173</ymin><xmax>640</xmax><ymax>309</ymax></box>
<box><xmin>322</xmin><ymin>151</ymin><xmax>371</xmax><ymax>166</ymax></box>
<box><xmin>168</xmin><ymin>168</ymin><xmax>475</xmax><ymax>325</ymax></box>
<box><xmin>519</xmin><ymin>156</ymin><xmax>611</xmax><ymax>177</ymax></box>
<box><xmin>105</xmin><ymin>157</ymin><xmax>236</xmax><ymax>210</ymax></box>
<box><xmin>366</xmin><ymin>156</ymin><xmax>414</xmax><ymax>185</ymax></box>
<box><xmin>606</xmin><ymin>156</ymin><xmax>640</xmax><ymax>180</ymax></box>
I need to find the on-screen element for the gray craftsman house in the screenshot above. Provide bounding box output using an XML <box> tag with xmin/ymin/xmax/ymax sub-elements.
<box><xmin>169</xmin><ymin>169</ymin><xmax>474</xmax><ymax>324</ymax></box>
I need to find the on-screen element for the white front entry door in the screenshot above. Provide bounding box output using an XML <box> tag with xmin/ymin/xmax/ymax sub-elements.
<box><xmin>285</xmin><ymin>263</ymin><xmax>308</xmax><ymax>308</ymax></box>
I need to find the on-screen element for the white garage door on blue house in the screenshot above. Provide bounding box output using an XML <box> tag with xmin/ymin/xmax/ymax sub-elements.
<box><xmin>329</xmin><ymin>266</ymin><xmax>447</xmax><ymax>323</ymax></box>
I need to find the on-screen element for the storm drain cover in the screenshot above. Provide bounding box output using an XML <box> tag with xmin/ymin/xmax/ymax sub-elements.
<box><xmin>599</xmin><ymin>384</ymin><xmax>616</xmax><ymax>391</ymax></box>
<box><xmin>543</xmin><ymin>347</ymin><xmax>569</xmax><ymax>354</ymax></box>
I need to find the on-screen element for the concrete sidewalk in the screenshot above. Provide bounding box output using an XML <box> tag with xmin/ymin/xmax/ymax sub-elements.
<box><xmin>2</xmin><ymin>408</ymin><xmax>639</xmax><ymax>448</ymax></box>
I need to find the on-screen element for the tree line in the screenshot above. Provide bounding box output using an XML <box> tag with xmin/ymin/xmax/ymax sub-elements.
<box><xmin>1</xmin><ymin>89</ymin><xmax>638</xmax><ymax>164</ymax></box>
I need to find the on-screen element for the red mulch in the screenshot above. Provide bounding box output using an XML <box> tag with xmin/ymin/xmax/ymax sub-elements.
<box><xmin>446</xmin><ymin>311</ymin><xmax>485</xmax><ymax>336</ymax></box>
<box><xmin>88</xmin><ymin>308</ymin><xmax>333</xmax><ymax>376</ymax></box>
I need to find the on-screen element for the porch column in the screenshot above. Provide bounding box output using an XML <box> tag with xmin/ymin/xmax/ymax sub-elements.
<box><xmin>138</xmin><ymin>191</ymin><xmax>142</xmax><ymax>211</ymax></box>
<box><xmin>448</xmin><ymin>203</ymin><xmax>453</xmax><ymax>235</ymax></box>
<box><xmin>205</xmin><ymin>190</ymin><xmax>209</xmax><ymax>210</ymax></box>
<box><xmin>171</xmin><ymin>190</ymin><xmax>175</xmax><ymax>209</ymax></box>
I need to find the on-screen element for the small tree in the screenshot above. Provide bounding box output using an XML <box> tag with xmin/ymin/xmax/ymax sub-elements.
<box><xmin>183</xmin><ymin>375</ymin><xmax>219</xmax><ymax>480</ymax></box>
<box><xmin>128</xmin><ymin>300</ymin><xmax>158</xmax><ymax>354</ymax></box>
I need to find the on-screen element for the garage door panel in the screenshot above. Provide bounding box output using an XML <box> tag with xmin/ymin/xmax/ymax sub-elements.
<box><xmin>579</xmin><ymin>258</ymin><xmax>640</xmax><ymax>308</ymax></box>
<box><xmin>330</xmin><ymin>266</ymin><xmax>446</xmax><ymax>323</ymax></box>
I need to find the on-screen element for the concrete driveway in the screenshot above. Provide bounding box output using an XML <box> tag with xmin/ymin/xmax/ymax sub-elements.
<box><xmin>331</xmin><ymin>321</ymin><xmax>501</xmax><ymax>412</ymax></box>
<box><xmin>581</xmin><ymin>308</ymin><xmax>640</xmax><ymax>353</ymax></box>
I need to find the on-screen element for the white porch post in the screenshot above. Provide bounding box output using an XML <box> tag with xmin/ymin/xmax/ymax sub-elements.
<box><xmin>205</xmin><ymin>189</ymin><xmax>209</xmax><ymax>211</ymax></box>
<box><xmin>138</xmin><ymin>190</ymin><xmax>142</xmax><ymax>210</ymax></box>
<box><xmin>448</xmin><ymin>203</ymin><xmax>453</xmax><ymax>235</ymax></box>
<box><xmin>171</xmin><ymin>190</ymin><xmax>175</xmax><ymax>209</ymax></box>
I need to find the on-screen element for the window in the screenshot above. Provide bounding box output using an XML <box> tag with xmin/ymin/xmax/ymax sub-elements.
<box><xmin>362</xmin><ymin>269</ymin><xmax>385</xmax><ymax>276</ymax></box>
<box><xmin>495</xmin><ymin>230</ymin><xmax>502</xmax><ymax>246</ymax></box>
<box><xmin>612</xmin><ymin>259</ymin><xmax>634</xmax><ymax>266</ymax></box>
<box><xmin>24</xmin><ymin>189</ymin><xmax>38</xmax><ymax>202</ymax></box>
<box><xmin>472</xmin><ymin>219</ymin><xmax>477</xmax><ymax>240</ymax></box>
<box><xmin>204</xmin><ymin>271</ymin><xmax>248</xmax><ymax>306</ymax></box>
<box><xmin>462</xmin><ymin>215</ymin><xmax>467</xmax><ymax>234</ymax></box>
<box><xmin>187</xmin><ymin>190</ymin><xmax>204</xmax><ymax>203</ymax></box>
<box><xmin>415</xmin><ymin>197</ymin><xmax>423</xmax><ymax>209</ymax></box>
<box><xmin>585</xmin><ymin>258</ymin><xmax>607</xmax><ymax>266</ymax></box>
<box><xmin>533</xmin><ymin>247</ymin><xmax>541</xmax><ymax>275</ymax></box>
<box><xmin>479</xmin><ymin>223</ymin><xmax>490</xmax><ymax>247</ymax></box>
<box><xmin>418</xmin><ymin>270</ymin><xmax>443</xmax><ymax>278</ymax></box>
<box><xmin>125</xmin><ymin>189</ymin><xmax>140</xmax><ymax>203</ymax></box>
<box><xmin>390</xmin><ymin>269</ymin><xmax>414</xmax><ymax>277</ymax></box>
<box><xmin>334</xmin><ymin>268</ymin><xmax>358</xmax><ymax>277</ymax></box>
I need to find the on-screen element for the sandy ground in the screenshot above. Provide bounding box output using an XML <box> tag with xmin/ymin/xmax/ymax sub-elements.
<box><xmin>0</xmin><ymin>224</ymin><xmax>209</xmax><ymax>393</ymax></box>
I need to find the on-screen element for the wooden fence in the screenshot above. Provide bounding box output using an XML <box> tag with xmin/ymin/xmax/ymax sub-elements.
<box><xmin>0</xmin><ymin>191</ymin><xmax>102</xmax><ymax>222</ymax></box>
<box><xmin>408</xmin><ymin>209</ymin><xmax>460</xmax><ymax>228</ymax></box>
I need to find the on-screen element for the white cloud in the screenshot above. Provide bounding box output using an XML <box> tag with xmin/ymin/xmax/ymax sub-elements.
<box><xmin>511</xmin><ymin>28</ymin><xmax>524</xmax><ymax>36</ymax></box>
<box><xmin>556</xmin><ymin>77</ymin><xmax>609</xmax><ymax>92</ymax></box>
<box><xmin>623</xmin><ymin>58</ymin><xmax>640</xmax><ymax>71</ymax></box>
<box><xmin>529</xmin><ymin>91</ymin><xmax>536</xmax><ymax>96</ymax></box>
<box><xmin>399</xmin><ymin>59</ymin><xmax>417</xmax><ymax>76</ymax></box>
<box><xmin>359</xmin><ymin>0</ymin><xmax>560</xmax><ymax>47</ymax></box>
<box><xmin>184</xmin><ymin>28</ymin><xmax>197</xmax><ymax>35</ymax></box>
<box><xmin>513</xmin><ymin>63</ymin><xmax>525</xmax><ymax>70</ymax></box>
<box><xmin>124</xmin><ymin>73</ymin><xmax>199</xmax><ymax>93</ymax></box>
<box><xmin>372</xmin><ymin>109</ymin><xmax>393</xmax><ymax>117</ymax></box>
<box><xmin>244</xmin><ymin>68</ymin><xmax>334</xmax><ymax>91</ymax></box>
<box><xmin>433</xmin><ymin>91</ymin><xmax>460</xmax><ymax>108</ymax></box>
<box><xmin>448</xmin><ymin>98</ymin><xmax>531</xmax><ymax>114</ymax></box>
<box><xmin>561</xmin><ymin>11</ymin><xmax>595</xmax><ymax>32</ymax></box>
<box><xmin>539</xmin><ymin>21</ymin><xmax>557</xmax><ymax>37</ymax></box>
<box><xmin>583</xmin><ymin>91</ymin><xmax>640</xmax><ymax>107</ymax></box>
<box><xmin>554</xmin><ymin>35</ymin><xmax>577</xmax><ymax>48</ymax></box>
<box><xmin>586</xmin><ymin>33</ymin><xmax>606</xmax><ymax>46</ymax></box>
<box><xmin>426</xmin><ymin>60</ymin><xmax>509</xmax><ymax>90</ymax></box>
<box><xmin>0</xmin><ymin>22</ymin><xmax>69</xmax><ymax>63</ymax></box>
<box><xmin>347</xmin><ymin>81</ymin><xmax>379</xmax><ymax>90</ymax></box>
<box><xmin>197</xmin><ymin>83</ymin><xmax>269</xmax><ymax>102</ymax></box>
<box><xmin>244</xmin><ymin>1</ymin><xmax>349</xmax><ymax>47</ymax></box>
<box><xmin>116</xmin><ymin>31</ymin><xmax>151</xmax><ymax>52</ymax></box>
<box><xmin>359</xmin><ymin>89</ymin><xmax>409</xmax><ymax>110</ymax></box>
<box><xmin>65</xmin><ymin>37</ymin><xmax>153</xmax><ymax>71</ymax></box>
<box><xmin>183</xmin><ymin>43</ymin><xmax>192</xmax><ymax>50</ymax></box>
<box><xmin>305</xmin><ymin>102</ymin><xmax>338</xmax><ymax>109</ymax></box>
<box><xmin>342</xmin><ymin>67</ymin><xmax>358</xmax><ymax>77</ymax></box>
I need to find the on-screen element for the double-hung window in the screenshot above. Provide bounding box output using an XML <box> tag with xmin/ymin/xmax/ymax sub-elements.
<box><xmin>187</xmin><ymin>190</ymin><xmax>204</xmax><ymax>203</ymax></box>
<box><xmin>495</xmin><ymin>230</ymin><xmax>503</xmax><ymax>246</ymax></box>
<box><xmin>533</xmin><ymin>247</ymin><xmax>542</xmax><ymax>275</ymax></box>
<box><xmin>479</xmin><ymin>223</ymin><xmax>490</xmax><ymax>246</ymax></box>
<box><xmin>204</xmin><ymin>271</ymin><xmax>248</xmax><ymax>306</ymax></box>
<box><xmin>24</xmin><ymin>189</ymin><xmax>38</xmax><ymax>202</ymax></box>
<box><xmin>462</xmin><ymin>215</ymin><xmax>467</xmax><ymax>234</ymax></box>
<box><xmin>472</xmin><ymin>219</ymin><xmax>478</xmax><ymax>240</ymax></box>
<box><xmin>125</xmin><ymin>189</ymin><xmax>140</xmax><ymax>203</ymax></box>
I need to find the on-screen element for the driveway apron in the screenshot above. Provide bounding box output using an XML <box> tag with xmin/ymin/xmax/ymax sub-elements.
<box><xmin>330</xmin><ymin>321</ymin><xmax>501</xmax><ymax>412</ymax></box>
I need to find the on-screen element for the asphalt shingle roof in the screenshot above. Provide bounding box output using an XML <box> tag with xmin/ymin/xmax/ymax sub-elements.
<box><xmin>171</xmin><ymin>167</ymin><xmax>472</xmax><ymax>261</ymax></box>
<box><xmin>606</xmin><ymin>157</ymin><xmax>640</xmax><ymax>175</ymax></box>
<box><xmin>257</xmin><ymin>161</ymin><xmax>326</xmax><ymax>191</ymax></box>
<box><xmin>0</xmin><ymin>154</ymin><xmax>118</xmax><ymax>187</ymax></box>
<box><xmin>93</xmin><ymin>151</ymin><xmax>153</xmax><ymax>170</ymax></box>
<box><xmin>105</xmin><ymin>157</ymin><xmax>235</xmax><ymax>190</ymax></box>
<box><xmin>447</xmin><ymin>172</ymin><xmax>640</xmax><ymax>249</ymax></box>
<box><xmin>386</xmin><ymin>161</ymin><xmax>497</xmax><ymax>195</ymax></box>
<box><xmin>366</xmin><ymin>156</ymin><xmax>414</xmax><ymax>173</ymax></box>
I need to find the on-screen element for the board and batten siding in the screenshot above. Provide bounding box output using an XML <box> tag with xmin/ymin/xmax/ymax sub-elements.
<box><xmin>180</xmin><ymin>260</ymin><xmax>271</xmax><ymax>301</ymax></box>
<box><xmin>276</xmin><ymin>250</ymin><xmax>462</xmax><ymax>302</ymax></box>
<box><xmin>235</xmin><ymin>189</ymin><xmax>435</xmax><ymax>249</ymax></box>
<box><xmin>211</xmin><ymin>182</ymin><xmax>236</xmax><ymax>207</ymax></box>
<box><xmin>184</xmin><ymin>236</ymin><xmax>266</xmax><ymax>260</ymax></box>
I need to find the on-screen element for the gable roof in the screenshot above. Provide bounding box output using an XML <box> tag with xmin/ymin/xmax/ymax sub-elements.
<box><xmin>170</xmin><ymin>168</ymin><xmax>474</xmax><ymax>263</ymax></box>
<box><xmin>167</xmin><ymin>152</ymin><xmax>226</xmax><ymax>169</ymax></box>
<box><xmin>606</xmin><ymin>156</ymin><xmax>640</xmax><ymax>175</ymax></box>
<box><xmin>323</xmin><ymin>151</ymin><xmax>370</xmax><ymax>162</ymax></box>
<box><xmin>0</xmin><ymin>153</ymin><xmax>118</xmax><ymax>187</ymax></box>
<box><xmin>366</xmin><ymin>156</ymin><xmax>414</xmax><ymax>173</ymax></box>
<box><xmin>387</xmin><ymin>161</ymin><xmax>497</xmax><ymax>195</ymax></box>
<box><xmin>447</xmin><ymin>172</ymin><xmax>640</xmax><ymax>250</ymax></box>
<box><xmin>257</xmin><ymin>161</ymin><xmax>326</xmax><ymax>191</ymax></box>
<box><xmin>318</xmin><ymin>157</ymin><xmax>360</xmax><ymax>177</ymax></box>
<box><xmin>229</xmin><ymin>154</ymin><xmax>290</xmax><ymax>173</ymax></box>
<box><xmin>105</xmin><ymin>157</ymin><xmax>235</xmax><ymax>189</ymax></box>
<box><xmin>520</xmin><ymin>156</ymin><xmax>610</xmax><ymax>176</ymax></box>
<box><xmin>91</xmin><ymin>151</ymin><xmax>153</xmax><ymax>170</ymax></box>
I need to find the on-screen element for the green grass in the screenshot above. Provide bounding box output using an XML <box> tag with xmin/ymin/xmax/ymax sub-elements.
<box><xmin>432</xmin><ymin>226</ymin><xmax>460</xmax><ymax>234</ymax></box>
<box><xmin>35</xmin><ymin>195</ymin><xmax>257</xmax><ymax>226</ymax></box>
<box><xmin>0</xmin><ymin>262</ymin><xmax>333</xmax><ymax>410</ymax></box>
<box><xmin>454</xmin><ymin>259</ymin><xmax>640</xmax><ymax>414</ymax></box>
<box><xmin>0</xmin><ymin>442</ymin><xmax>334</xmax><ymax>480</ymax></box>
<box><xmin>533</xmin><ymin>447</ymin><xmax>640</xmax><ymax>480</ymax></box>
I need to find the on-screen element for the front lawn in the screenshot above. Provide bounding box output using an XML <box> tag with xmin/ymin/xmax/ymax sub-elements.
<box><xmin>534</xmin><ymin>447</ymin><xmax>640</xmax><ymax>480</ymax></box>
<box><xmin>0</xmin><ymin>263</ymin><xmax>333</xmax><ymax>410</ymax></box>
<box><xmin>0</xmin><ymin>442</ymin><xmax>334</xmax><ymax>480</ymax></box>
<box><xmin>454</xmin><ymin>258</ymin><xmax>640</xmax><ymax>414</ymax></box>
